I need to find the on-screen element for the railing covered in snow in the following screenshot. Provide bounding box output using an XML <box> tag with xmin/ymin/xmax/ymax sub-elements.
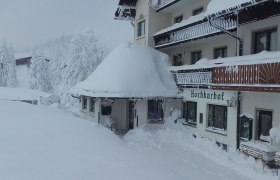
<box><xmin>154</xmin><ymin>16</ymin><xmax>237</xmax><ymax>49</ymax></box>
<box><xmin>149</xmin><ymin>0</ymin><xmax>180</xmax><ymax>11</ymax></box>
<box><xmin>173</xmin><ymin>70</ymin><xmax>212</xmax><ymax>88</ymax></box>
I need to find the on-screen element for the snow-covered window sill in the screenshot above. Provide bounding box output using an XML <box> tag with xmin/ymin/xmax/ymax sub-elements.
<box><xmin>81</xmin><ymin>109</ymin><xmax>88</xmax><ymax>113</ymax></box>
<box><xmin>205</xmin><ymin>127</ymin><xmax>227</xmax><ymax>136</ymax></box>
<box><xmin>89</xmin><ymin>112</ymin><xmax>95</xmax><ymax>118</ymax></box>
<box><xmin>182</xmin><ymin>122</ymin><xmax>197</xmax><ymax>128</ymax></box>
<box><xmin>147</xmin><ymin>119</ymin><xmax>164</xmax><ymax>124</ymax></box>
<box><xmin>136</xmin><ymin>35</ymin><xmax>145</xmax><ymax>40</ymax></box>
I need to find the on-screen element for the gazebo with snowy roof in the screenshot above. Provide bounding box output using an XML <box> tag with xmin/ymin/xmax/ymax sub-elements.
<box><xmin>72</xmin><ymin>42</ymin><xmax>180</xmax><ymax>133</ymax></box>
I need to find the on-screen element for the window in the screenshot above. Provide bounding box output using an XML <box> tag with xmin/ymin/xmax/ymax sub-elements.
<box><xmin>183</xmin><ymin>101</ymin><xmax>197</xmax><ymax>126</ymax></box>
<box><xmin>82</xmin><ymin>96</ymin><xmax>87</xmax><ymax>110</ymax></box>
<box><xmin>137</xmin><ymin>20</ymin><xmax>145</xmax><ymax>37</ymax></box>
<box><xmin>208</xmin><ymin>104</ymin><xmax>227</xmax><ymax>131</ymax></box>
<box><xmin>173</xmin><ymin>53</ymin><xmax>183</xmax><ymax>66</ymax></box>
<box><xmin>148</xmin><ymin>100</ymin><xmax>163</xmax><ymax>120</ymax></box>
<box><xmin>0</xmin><ymin>63</ymin><xmax>3</xmax><ymax>69</ymax></box>
<box><xmin>174</xmin><ymin>15</ymin><xmax>183</xmax><ymax>24</ymax></box>
<box><xmin>214</xmin><ymin>47</ymin><xmax>227</xmax><ymax>59</ymax></box>
<box><xmin>254</xmin><ymin>28</ymin><xmax>277</xmax><ymax>53</ymax></box>
<box><xmin>89</xmin><ymin>97</ymin><xmax>95</xmax><ymax>113</ymax></box>
<box><xmin>257</xmin><ymin>110</ymin><xmax>272</xmax><ymax>142</ymax></box>
<box><xmin>191</xmin><ymin>51</ymin><xmax>202</xmax><ymax>64</ymax></box>
<box><xmin>101</xmin><ymin>101</ymin><xmax>112</xmax><ymax>116</ymax></box>
<box><xmin>193</xmin><ymin>7</ymin><xmax>204</xmax><ymax>16</ymax></box>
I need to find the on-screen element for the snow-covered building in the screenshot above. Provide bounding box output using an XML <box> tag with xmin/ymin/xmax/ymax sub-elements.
<box><xmin>115</xmin><ymin>0</ymin><xmax>280</xmax><ymax>163</ymax></box>
<box><xmin>72</xmin><ymin>43</ymin><xmax>180</xmax><ymax>133</ymax></box>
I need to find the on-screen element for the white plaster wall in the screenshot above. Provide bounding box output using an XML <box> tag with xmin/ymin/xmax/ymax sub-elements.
<box><xmin>171</xmin><ymin>0</ymin><xmax>210</xmax><ymax>21</ymax></box>
<box><xmin>134</xmin><ymin>0</ymin><xmax>211</xmax><ymax>48</ymax></box>
<box><xmin>111</xmin><ymin>99</ymin><xmax>129</xmax><ymax>131</ymax></box>
<box><xmin>78</xmin><ymin>96</ymin><xmax>99</xmax><ymax>123</ymax></box>
<box><xmin>135</xmin><ymin>99</ymin><xmax>148</xmax><ymax>127</ymax></box>
<box><xmin>148</xmin><ymin>9</ymin><xmax>171</xmax><ymax>47</ymax></box>
<box><xmin>134</xmin><ymin>0</ymin><xmax>149</xmax><ymax>46</ymax></box>
<box><xmin>181</xmin><ymin>89</ymin><xmax>238</xmax><ymax>149</ymax></box>
<box><xmin>161</xmin><ymin>34</ymin><xmax>237</xmax><ymax>65</ymax></box>
<box><xmin>239</xmin><ymin>15</ymin><xmax>280</xmax><ymax>55</ymax></box>
<box><xmin>241</xmin><ymin>92</ymin><xmax>280</xmax><ymax>146</ymax></box>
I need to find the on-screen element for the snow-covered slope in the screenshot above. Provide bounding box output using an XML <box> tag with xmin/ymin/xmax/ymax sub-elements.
<box><xmin>0</xmin><ymin>100</ymin><xmax>178</xmax><ymax>180</ymax></box>
<box><xmin>0</xmin><ymin>101</ymin><xmax>276</xmax><ymax>180</ymax></box>
<box><xmin>73</xmin><ymin>42</ymin><xmax>179</xmax><ymax>98</ymax></box>
<box><xmin>0</xmin><ymin>87</ymin><xmax>51</xmax><ymax>101</ymax></box>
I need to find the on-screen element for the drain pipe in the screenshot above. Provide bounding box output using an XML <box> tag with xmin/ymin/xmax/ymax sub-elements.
<box><xmin>208</xmin><ymin>16</ymin><xmax>243</xmax><ymax>56</ymax></box>
<box><xmin>208</xmin><ymin>15</ymin><xmax>243</xmax><ymax>149</ymax></box>
<box><xmin>236</xmin><ymin>91</ymin><xmax>241</xmax><ymax>149</ymax></box>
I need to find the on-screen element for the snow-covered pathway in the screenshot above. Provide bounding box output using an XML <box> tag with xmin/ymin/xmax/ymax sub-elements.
<box><xmin>123</xmin><ymin>125</ymin><xmax>276</xmax><ymax>180</ymax></box>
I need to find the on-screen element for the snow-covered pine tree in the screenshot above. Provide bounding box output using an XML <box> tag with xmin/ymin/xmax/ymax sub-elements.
<box><xmin>62</xmin><ymin>30</ymin><xmax>104</xmax><ymax>89</ymax></box>
<box><xmin>6</xmin><ymin>46</ymin><xmax>17</xmax><ymax>87</ymax></box>
<box><xmin>29</xmin><ymin>51</ymin><xmax>52</xmax><ymax>92</ymax></box>
<box><xmin>0</xmin><ymin>41</ymin><xmax>17</xmax><ymax>87</ymax></box>
<box><xmin>59</xmin><ymin>30</ymin><xmax>104</xmax><ymax>103</ymax></box>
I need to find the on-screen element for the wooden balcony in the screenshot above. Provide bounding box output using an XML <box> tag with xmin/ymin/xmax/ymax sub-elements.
<box><xmin>212</xmin><ymin>62</ymin><xmax>280</xmax><ymax>92</ymax></box>
<box><xmin>154</xmin><ymin>16</ymin><xmax>237</xmax><ymax>49</ymax></box>
<box><xmin>172</xmin><ymin>69</ymin><xmax>212</xmax><ymax>88</ymax></box>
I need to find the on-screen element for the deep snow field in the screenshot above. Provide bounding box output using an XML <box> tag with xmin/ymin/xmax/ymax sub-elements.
<box><xmin>0</xmin><ymin>100</ymin><xmax>277</xmax><ymax>180</ymax></box>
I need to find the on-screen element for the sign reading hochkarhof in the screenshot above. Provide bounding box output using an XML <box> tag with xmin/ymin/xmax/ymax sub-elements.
<box><xmin>183</xmin><ymin>89</ymin><xmax>237</xmax><ymax>105</ymax></box>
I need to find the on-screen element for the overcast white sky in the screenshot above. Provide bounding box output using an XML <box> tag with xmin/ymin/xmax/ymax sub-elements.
<box><xmin>0</xmin><ymin>0</ymin><xmax>133</xmax><ymax>51</ymax></box>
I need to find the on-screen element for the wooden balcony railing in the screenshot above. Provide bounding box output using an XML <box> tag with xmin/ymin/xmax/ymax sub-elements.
<box><xmin>172</xmin><ymin>60</ymin><xmax>280</xmax><ymax>92</ymax></box>
<box><xmin>173</xmin><ymin>70</ymin><xmax>212</xmax><ymax>88</ymax></box>
<box><xmin>154</xmin><ymin>16</ymin><xmax>237</xmax><ymax>49</ymax></box>
<box><xmin>212</xmin><ymin>62</ymin><xmax>280</xmax><ymax>92</ymax></box>
<box><xmin>150</xmin><ymin>0</ymin><xmax>180</xmax><ymax>12</ymax></box>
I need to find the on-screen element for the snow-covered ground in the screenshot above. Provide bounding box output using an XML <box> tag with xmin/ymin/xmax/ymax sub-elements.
<box><xmin>0</xmin><ymin>100</ymin><xmax>277</xmax><ymax>180</ymax></box>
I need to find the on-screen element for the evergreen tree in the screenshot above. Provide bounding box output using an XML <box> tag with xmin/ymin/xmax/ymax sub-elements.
<box><xmin>29</xmin><ymin>51</ymin><xmax>52</xmax><ymax>92</ymax></box>
<box><xmin>6</xmin><ymin>46</ymin><xmax>17</xmax><ymax>87</ymax></box>
<box><xmin>0</xmin><ymin>41</ymin><xmax>17</xmax><ymax>87</ymax></box>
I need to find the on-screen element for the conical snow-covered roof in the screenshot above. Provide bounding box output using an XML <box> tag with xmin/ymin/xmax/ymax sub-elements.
<box><xmin>72</xmin><ymin>42</ymin><xmax>179</xmax><ymax>98</ymax></box>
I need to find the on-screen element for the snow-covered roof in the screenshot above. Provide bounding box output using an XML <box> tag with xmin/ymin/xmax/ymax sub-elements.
<box><xmin>170</xmin><ymin>51</ymin><xmax>280</xmax><ymax>71</ymax></box>
<box><xmin>72</xmin><ymin>42</ymin><xmax>179</xmax><ymax>98</ymax></box>
<box><xmin>205</xmin><ymin>0</ymin><xmax>279</xmax><ymax>16</ymax></box>
<box><xmin>154</xmin><ymin>13</ymin><xmax>205</xmax><ymax>36</ymax></box>
<box><xmin>155</xmin><ymin>0</ymin><xmax>279</xmax><ymax>37</ymax></box>
<box><xmin>0</xmin><ymin>87</ymin><xmax>52</xmax><ymax>101</ymax></box>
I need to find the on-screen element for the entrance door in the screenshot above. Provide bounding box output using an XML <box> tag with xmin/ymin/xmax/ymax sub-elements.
<box><xmin>128</xmin><ymin>101</ymin><xmax>135</xmax><ymax>130</ymax></box>
<box><xmin>257</xmin><ymin>110</ymin><xmax>272</xmax><ymax>141</ymax></box>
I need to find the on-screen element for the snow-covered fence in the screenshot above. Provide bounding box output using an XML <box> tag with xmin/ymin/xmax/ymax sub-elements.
<box><xmin>155</xmin><ymin>17</ymin><xmax>237</xmax><ymax>48</ymax></box>
<box><xmin>173</xmin><ymin>71</ymin><xmax>212</xmax><ymax>87</ymax></box>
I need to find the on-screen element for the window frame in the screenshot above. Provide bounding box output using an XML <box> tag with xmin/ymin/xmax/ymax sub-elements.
<box><xmin>192</xmin><ymin>7</ymin><xmax>204</xmax><ymax>16</ymax></box>
<box><xmin>214</xmin><ymin>46</ymin><xmax>228</xmax><ymax>59</ymax></box>
<box><xmin>257</xmin><ymin>109</ymin><xmax>273</xmax><ymax>142</ymax></box>
<box><xmin>253</xmin><ymin>28</ymin><xmax>277</xmax><ymax>54</ymax></box>
<box><xmin>89</xmin><ymin>97</ymin><xmax>95</xmax><ymax>113</ymax></box>
<box><xmin>173</xmin><ymin>53</ymin><xmax>183</xmax><ymax>66</ymax></box>
<box><xmin>137</xmin><ymin>20</ymin><xmax>145</xmax><ymax>38</ymax></box>
<box><xmin>191</xmin><ymin>50</ymin><xmax>202</xmax><ymax>64</ymax></box>
<box><xmin>174</xmin><ymin>15</ymin><xmax>183</xmax><ymax>24</ymax></box>
<box><xmin>183</xmin><ymin>101</ymin><xmax>197</xmax><ymax>127</ymax></box>
<box><xmin>82</xmin><ymin>96</ymin><xmax>87</xmax><ymax>110</ymax></box>
<box><xmin>207</xmin><ymin>104</ymin><xmax>228</xmax><ymax>133</ymax></box>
